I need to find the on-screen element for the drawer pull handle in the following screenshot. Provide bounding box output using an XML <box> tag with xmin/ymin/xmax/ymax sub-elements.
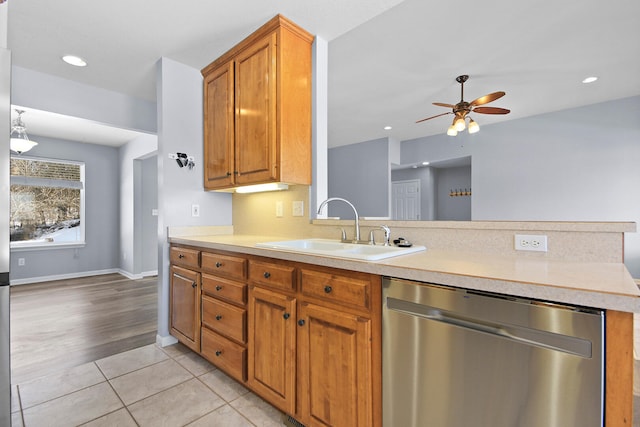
<box><xmin>215</xmin><ymin>315</ymin><xmax>223</xmax><ymax>321</ymax></box>
<box><xmin>298</xmin><ymin>319</ymin><xmax>305</xmax><ymax>326</ymax></box>
<box><xmin>215</xmin><ymin>285</ymin><xmax>222</xmax><ymax>291</ymax></box>
<box><xmin>215</xmin><ymin>350</ymin><xmax>222</xmax><ymax>357</ymax></box>
<box><xmin>263</xmin><ymin>271</ymin><xmax>271</xmax><ymax>279</ymax></box>
<box><xmin>283</xmin><ymin>313</ymin><xmax>290</xmax><ymax>320</ymax></box>
<box><xmin>215</xmin><ymin>262</ymin><xmax>222</xmax><ymax>268</ymax></box>
<box><xmin>324</xmin><ymin>285</ymin><xmax>333</xmax><ymax>294</ymax></box>
<box><xmin>178</xmin><ymin>254</ymin><xmax>185</xmax><ymax>259</ymax></box>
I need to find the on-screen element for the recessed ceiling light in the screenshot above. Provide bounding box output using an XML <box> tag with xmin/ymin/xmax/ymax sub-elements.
<box><xmin>422</xmin><ymin>161</ymin><xmax>430</xmax><ymax>166</ymax></box>
<box><xmin>384</xmin><ymin>126</ymin><xmax>392</xmax><ymax>130</ymax></box>
<box><xmin>582</xmin><ymin>76</ymin><xmax>598</xmax><ymax>84</ymax></box>
<box><xmin>62</xmin><ymin>55</ymin><xmax>87</xmax><ymax>67</ymax></box>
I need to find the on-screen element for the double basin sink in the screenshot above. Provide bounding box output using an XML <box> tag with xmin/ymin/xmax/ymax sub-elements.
<box><xmin>255</xmin><ymin>238</ymin><xmax>426</xmax><ymax>261</ymax></box>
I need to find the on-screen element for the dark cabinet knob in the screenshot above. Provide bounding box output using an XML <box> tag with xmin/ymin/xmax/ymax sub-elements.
<box><xmin>226</xmin><ymin>172</ymin><xmax>232</xmax><ymax>177</ymax></box>
<box><xmin>324</xmin><ymin>285</ymin><xmax>332</xmax><ymax>294</ymax></box>
<box><xmin>215</xmin><ymin>350</ymin><xmax>222</xmax><ymax>357</ymax></box>
<box><xmin>283</xmin><ymin>313</ymin><xmax>290</xmax><ymax>320</ymax></box>
<box><xmin>191</xmin><ymin>282</ymin><xmax>197</xmax><ymax>288</ymax></box>
<box><xmin>178</xmin><ymin>254</ymin><xmax>184</xmax><ymax>259</ymax></box>
<box><xmin>215</xmin><ymin>262</ymin><xmax>222</xmax><ymax>268</ymax></box>
<box><xmin>215</xmin><ymin>285</ymin><xmax>222</xmax><ymax>291</ymax></box>
<box><xmin>215</xmin><ymin>315</ymin><xmax>223</xmax><ymax>321</ymax></box>
<box><xmin>263</xmin><ymin>271</ymin><xmax>271</xmax><ymax>279</ymax></box>
<box><xmin>298</xmin><ymin>319</ymin><xmax>305</xmax><ymax>326</ymax></box>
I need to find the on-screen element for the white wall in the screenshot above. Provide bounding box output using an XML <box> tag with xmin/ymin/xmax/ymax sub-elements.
<box><xmin>155</xmin><ymin>57</ymin><xmax>232</xmax><ymax>343</ymax></box>
<box><xmin>11</xmin><ymin>66</ymin><xmax>156</xmax><ymax>134</ymax></box>
<box><xmin>140</xmin><ymin>156</ymin><xmax>158</xmax><ymax>274</ymax></box>
<box><xmin>328</xmin><ymin>137</ymin><xmax>391</xmax><ymax>219</ymax></box>
<box><xmin>401</xmin><ymin>96</ymin><xmax>640</xmax><ymax>276</ymax></box>
<box><xmin>119</xmin><ymin>134</ymin><xmax>157</xmax><ymax>276</ymax></box>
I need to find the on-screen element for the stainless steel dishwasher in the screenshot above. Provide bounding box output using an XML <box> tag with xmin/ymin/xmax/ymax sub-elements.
<box><xmin>382</xmin><ymin>277</ymin><xmax>604</xmax><ymax>427</ymax></box>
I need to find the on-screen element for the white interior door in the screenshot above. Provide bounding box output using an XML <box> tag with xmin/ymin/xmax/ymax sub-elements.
<box><xmin>392</xmin><ymin>180</ymin><xmax>421</xmax><ymax>220</ymax></box>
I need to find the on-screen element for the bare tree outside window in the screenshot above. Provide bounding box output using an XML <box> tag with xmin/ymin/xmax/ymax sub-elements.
<box><xmin>10</xmin><ymin>157</ymin><xmax>85</xmax><ymax>246</ymax></box>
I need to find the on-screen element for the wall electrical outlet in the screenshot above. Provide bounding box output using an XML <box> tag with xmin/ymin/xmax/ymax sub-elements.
<box><xmin>18</xmin><ymin>258</ymin><xmax>25</xmax><ymax>266</ymax></box>
<box><xmin>275</xmin><ymin>201</ymin><xmax>284</xmax><ymax>218</ymax></box>
<box><xmin>292</xmin><ymin>201</ymin><xmax>304</xmax><ymax>217</ymax></box>
<box><xmin>515</xmin><ymin>234</ymin><xmax>548</xmax><ymax>252</ymax></box>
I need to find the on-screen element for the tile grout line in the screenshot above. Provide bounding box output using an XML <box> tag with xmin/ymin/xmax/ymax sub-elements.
<box><xmin>94</xmin><ymin>361</ymin><xmax>141</xmax><ymax>427</ymax></box>
<box><xmin>15</xmin><ymin>384</ymin><xmax>26</xmax><ymax>427</ymax></box>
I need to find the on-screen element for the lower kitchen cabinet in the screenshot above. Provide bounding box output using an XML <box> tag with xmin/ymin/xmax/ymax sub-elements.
<box><xmin>169</xmin><ymin>265</ymin><xmax>201</xmax><ymax>352</ymax></box>
<box><xmin>297</xmin><ymin>302</ymin><xmax>373</xmax><ymax>427</ymax></box>
<box><xmin>247</xmin><ymin>285</ymin><xmax>297</xmax><ymax>414</ymax></box>
<box><xmin>169</xmin><ymin>245</ymin><xmax>381</xmax><ymax>427</ymax></box>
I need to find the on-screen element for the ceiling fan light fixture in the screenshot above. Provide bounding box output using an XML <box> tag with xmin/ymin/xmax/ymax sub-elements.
<box><xmin>468</xmin><ymin>118</ymin><xmax>480</xmax><ymax>134</ymax></box>
<box><xmin>447</xmin><ymin>125</ymin><xmax>458</xmax><ymax>136</ymax></box>
<box><xmin>454</xmin><ymin>116</ymin><xmax>466</xmax><ymax>132</ymax></box>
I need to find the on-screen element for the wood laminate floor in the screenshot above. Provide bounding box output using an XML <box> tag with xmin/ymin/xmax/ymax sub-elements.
<box><xmin>10</xmin><ymin>273</ymin><xmax>158</xmax><ymax>384</ymax></box>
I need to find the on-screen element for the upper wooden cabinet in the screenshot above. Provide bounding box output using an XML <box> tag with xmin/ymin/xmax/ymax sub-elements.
<box><xmin>202</xmin><ymin>15</ymin><xmax>313</xmax><ymax>191</ymax></box>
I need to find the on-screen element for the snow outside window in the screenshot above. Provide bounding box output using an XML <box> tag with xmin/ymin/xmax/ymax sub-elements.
<box><xmin>10</xmin><ymin>156</ymin><xmax>85</xmax><ymax>249</ymax></box>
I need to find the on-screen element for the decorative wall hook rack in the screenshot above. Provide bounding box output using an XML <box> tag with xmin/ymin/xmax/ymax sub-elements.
<box><xmin>449</xmin><ymin>188</ymin><xmax>471</xmax><ymax>197</ymax></box>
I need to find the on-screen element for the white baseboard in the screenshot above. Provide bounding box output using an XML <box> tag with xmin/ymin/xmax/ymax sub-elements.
<box><xmin>118</xmin><ymin>270</ymin><xmax>142</xmax><ymax>280</ymax></box>
<box><xmin>117</xmin><ymin>269</ymin><xmax>158</xmax><ymax>280</ymax></box>
<box><xmin>10</xmin><ymin>268</ymin><xmax>121</xmax><ymax>286</ymax></box>
<box><xmin>156</xmin><ymin>334</ymin><xmax>178</xmax><ymax>347</ymax></box>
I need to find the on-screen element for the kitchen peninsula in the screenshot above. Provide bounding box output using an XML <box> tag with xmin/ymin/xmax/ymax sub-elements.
<box><xmin>168</xmin><ymin>220</ymin><xmax>639</xmax><ymax>427</ymax></box>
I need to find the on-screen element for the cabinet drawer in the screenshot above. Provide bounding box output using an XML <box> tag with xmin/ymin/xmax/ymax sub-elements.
<box><xmin>201</xmin><ymin>327</ymin><xmax>247</xmax><ymax>382</ymax></box>
<box><xmin>170</xmin><ymin>247</ymin><xmax>200</xmax><ymax>269</ymax></box>
<box><xmin>202</xmin><ymin>252</ymin><xmax>246</xmax><ymax>280</ymax></box>
<box><xmin>202</xmin><ymin>295</ymin><xmax>246</xmax><ymax>344</ymax></box>
<box><xmin>202</xmin><ymin>274</ymin><xmax>247</xmax><ymax>306</ymax></box>
<box><xmin>248</xmin><ymin>260</ymin><xmax>296</xmax><ymax>292</ymax></box>
<box><xmin>300</xmin><ymin>269</ymin><xmax>371</xmax><ymax>311</ymax></box>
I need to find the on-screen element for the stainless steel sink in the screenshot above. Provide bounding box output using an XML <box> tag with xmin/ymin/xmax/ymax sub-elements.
<box><xmin>255</xmin><ymin>238</ymin><xmax>426</xmax><ymax>261</ymax></box>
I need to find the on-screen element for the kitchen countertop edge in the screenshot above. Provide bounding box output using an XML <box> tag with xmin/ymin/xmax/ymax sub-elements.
<box><xmin>169</xmin><ymin>234</ymin><xmax>640</xmax><ymax>313</ymax></box>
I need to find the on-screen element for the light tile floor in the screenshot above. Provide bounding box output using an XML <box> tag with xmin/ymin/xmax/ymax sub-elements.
<box><xmin>10</xmin><ymin>343</ymin><xmax>285</xmax><ymax>427</ymax></box>
<box><xmin>10</xmin><ymin>340</ymin><xmax>640</xmax><ymax>426</ymax></box>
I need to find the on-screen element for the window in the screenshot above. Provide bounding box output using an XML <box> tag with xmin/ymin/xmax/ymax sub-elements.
<box><xmin>10</xmin><ymin>156</ymin><xmax>85</xmax><ymax>248</ymax></box>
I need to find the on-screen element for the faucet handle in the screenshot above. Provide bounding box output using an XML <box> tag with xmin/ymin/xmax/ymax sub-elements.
<box><xmin>369</xmin><ymin>225</ymin><xmax>392</xmax><ymax>246</ymax></box>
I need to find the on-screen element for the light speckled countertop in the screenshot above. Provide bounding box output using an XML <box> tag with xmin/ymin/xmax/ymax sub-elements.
<box><xmin>169</xmin><ymin>234</ymin><xmax>640</xmax><ymax>313</ymax></box>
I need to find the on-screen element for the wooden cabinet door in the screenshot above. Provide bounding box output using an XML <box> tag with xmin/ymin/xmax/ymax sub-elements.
<box><xmin>203</xmin><ymin>61</ymin><xmax>235</xmax><ymax>189</ymax></box>
<box><xmin>234</xmin><ymin>32</ymin><xmax>278</xmax><ymax>185</ymax></box>
<box><xmin>248</xmin><ymin>285</ymin><xmax>296</xmax><ymax>414</ymax></box>
<box><xmin>298</xmin><ymin>302</ymin><xmax>373</xmax><ymax>427</ymax></box>
<box><xmin>170</xmin><ymin>266</ymin><xmax>201</xmax><ymax>352</ymax></box>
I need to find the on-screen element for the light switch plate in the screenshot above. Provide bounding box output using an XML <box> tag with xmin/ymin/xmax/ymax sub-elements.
<box><xmin>191</xmin><ymin>204</ymin><xmax>200</xmax><ymax>217</ymax></box>
<box><xmin>276</xmin><ymin>201</ymin><xmax>284</xmax><ymax>217</ymax></box>
<box><xmin>292</xmin><ymin>201</ymin><xmax>304</xmax><ymax>217</ymax></box>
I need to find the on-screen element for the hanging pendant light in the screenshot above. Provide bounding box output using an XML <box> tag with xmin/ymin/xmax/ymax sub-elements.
<box><xmin>10</xmin><ymin>109</ymin><xmax>38</xmax><ymax>154</ymax></box>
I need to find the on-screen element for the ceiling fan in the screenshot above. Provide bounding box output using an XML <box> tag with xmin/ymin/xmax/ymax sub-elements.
<box><xmin>416</xmin><ymin>75</ymin><xmax>510</xmax><ymax>136</ymax></box>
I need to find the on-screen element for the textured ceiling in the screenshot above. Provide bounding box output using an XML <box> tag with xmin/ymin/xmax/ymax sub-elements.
<box><xmin>6</xmin><ymin>0</ymin><xmax>640</xmax><ymax>147</ymax></box>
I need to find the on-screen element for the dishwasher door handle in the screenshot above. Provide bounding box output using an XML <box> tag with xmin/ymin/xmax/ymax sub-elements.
<box><xmin>386</xmin><ymin>297</ymin><xmax>593</xmax><ymax>358</ymax></box>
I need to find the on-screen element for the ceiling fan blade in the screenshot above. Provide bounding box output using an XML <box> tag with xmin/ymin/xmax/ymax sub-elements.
<box><xmin>432</xmin><ymin>102</ymin><xmax>455</xmax><ymax>108</ymax></box>
<box><xmin>416</xmin><ymin>111</ymin><xmax>452</xmax><ymax>123</ymax></box>
<box><xmin>472</xmin><ymin>106</ymin><xmax>511</xmax><ymax>115</ymax></box>
<box><xmin>469</xmin><ymin>91</ymin><xmax>505</xmax><ymax>107</ymax></box>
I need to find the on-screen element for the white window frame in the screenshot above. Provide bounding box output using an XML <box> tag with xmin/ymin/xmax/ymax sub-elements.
<box><xmin>9</xmin><ymin>155</ymin><xmax>86</xmax><ymax>250</ymax></box>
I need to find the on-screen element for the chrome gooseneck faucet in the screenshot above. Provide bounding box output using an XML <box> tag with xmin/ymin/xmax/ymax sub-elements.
<box><xmin>317</xmin><ymin>197</ymin><xmax>361</xmax><ymax>243</ymax></box>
